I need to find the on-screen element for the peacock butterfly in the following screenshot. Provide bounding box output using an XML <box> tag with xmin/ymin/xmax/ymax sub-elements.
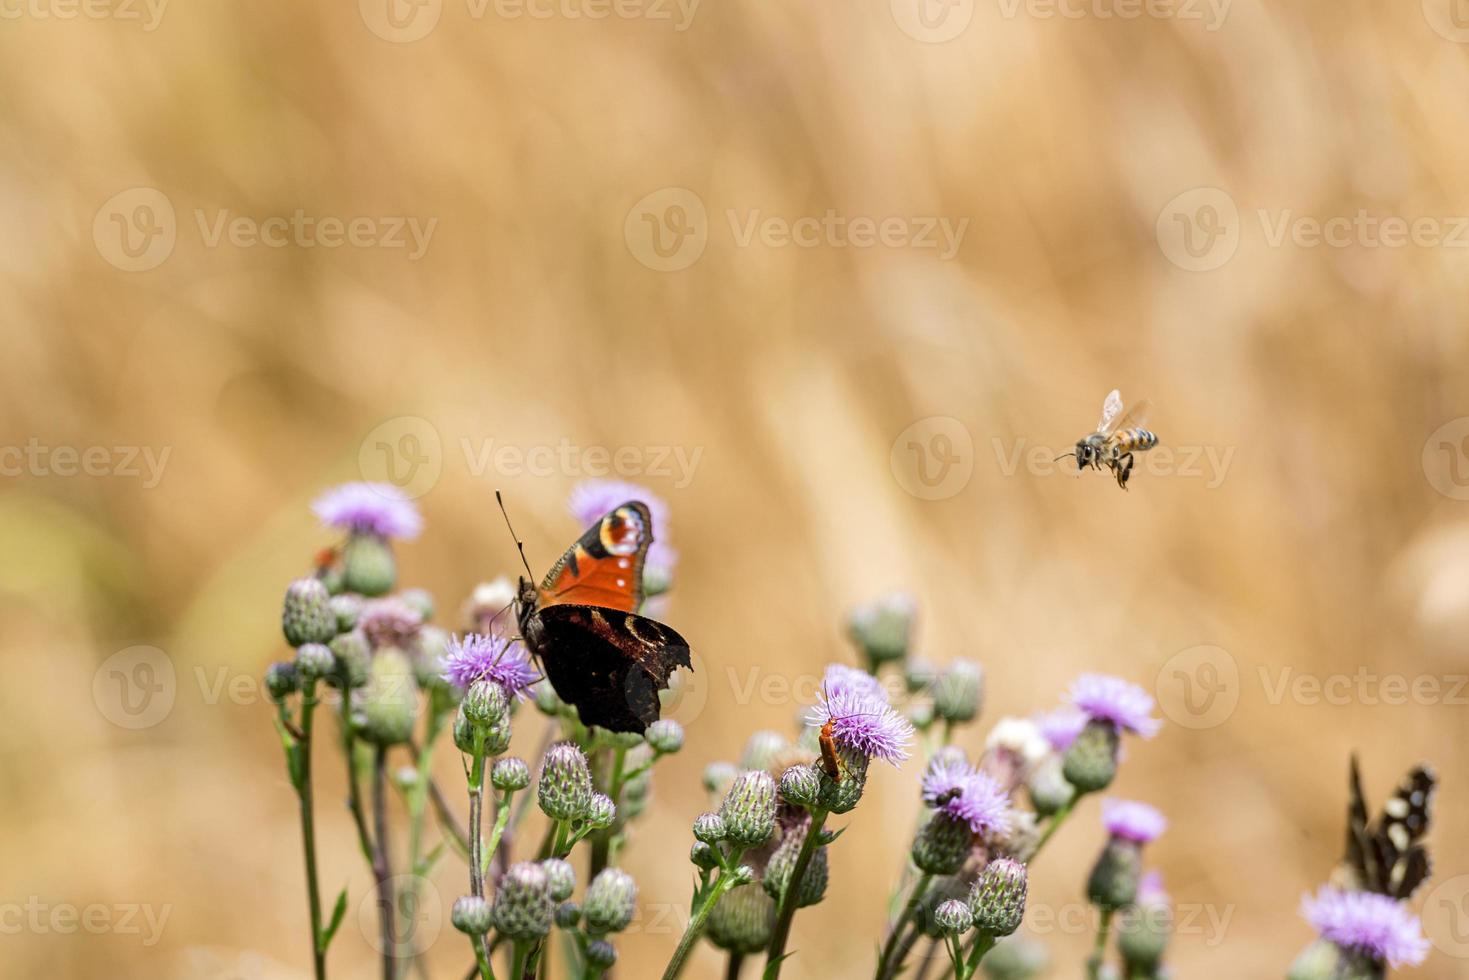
<box><xmin>504</xmin><ymin>494</ymin><xmax>693</xmax><ymax>734</ymax></box>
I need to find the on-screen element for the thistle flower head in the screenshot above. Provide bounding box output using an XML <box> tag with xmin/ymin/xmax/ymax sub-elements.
<box><xmin>846</xmin><ymin>592</ymin><xmax>917</xmax><ymax>664</ymax></box>
<box><xmin>806</xmin><ymin>687</ymin><xmax>914</xmax><ymax>767</ymax></box>
<box><xmin>585</xmin><ymin>940</ymin><xmax>617</xmax><ymax>969</ymax></box>
<box><xmin>442</xmin><ymin>633</ymin><xmax>538</xmax><ymax>699</ymax></box>
<box><xmin>707</xmin><ymin>883</ymin><xmax>776</xmax><ymax>954</ymax></box>
<box><xmin>645</xmin><ymin>718</ymin><xmax>684</xmax><ymax>755</ymax></box>
<box><xmin>740</xmin><ymin>730</ymin><xmax>790</xmax><ymax>771</ymax></box>
<box><xmin>1062</xmin><ymin>718</ymin><xmax>1122</xmax><ymax>793</ymax></box>
<box><xmin>986</xmin><ymin>717</ymin><xmax>1049</xmax><ymax>767</ymax></box>
<box><xmin>586</xmin><ymin>793</ymin><xmax>617</xmax><ymax>830</ymax></box>
<box><xmin>779</xmin><ymin>764</ymin><xmax>822</xmax><ymax>808</ymax></box>
<box><xmin>762</xmin><ymin>822</ymin><xmax>828</xmax><ymax>908</ymax></box>
<box><xmin>934</xmin><ymin>900</ymin><xmax>973</xmax><ymax>937</ymax></box>
<box><xmin>463</xmin><ymin>680</ymin><xmax>510</xmax><ymax>728</ymax></box>
<box><xmin>283</xmin><ymin>578</ymin><xmax>337</xmax><ymax>647</ymax></box>
<box><xmin>912</xmin><ymin>812</ymin><xmax>973</xmax><ymax>875</ymax></box>
<box><xmin>693</xmin><ymin>812</ymin><xmax>727</xmax><ymax>844</ymax></box>
<box><xmin>584</xmin><ymin>868</ymin><xmax>638</xmax><ymax>934</ymax></box>
<box><xmin>702</xmin><ymin>761</ymin><xmax>738</xmax><ymax>797</ymax></box>
<box><xmin>356</xmin><ymin>648</ymin><xmax>418</xmax><ymax>745</ymax></box>
<box><xmin>567</xmin><ymin>479</ymin><xmax>676</xmax><ymax>577</ymax></box>
<box><xmin>1136</xmin><ymin>870</ymin><xmax>1169</xmax><ymax>907</ymax></box>
<box><xmin>1300</xmin><ymin>887</ymin><xmax>1430</xmax><ymax>969</ymax></box>
<box><xmin>922</xmin><ymin>755</ymin><xmax>1013</xmax><ymax>838</ymax></box>
<box><xmin>492</xmin><ymin>862</ymin><xmax>552</xmax><ymax>940</ymax></box>
<box><xmin>821</xmin><ymin>663</ymin><xmax>890</xmax><ymax>704</ymax></box>
<box><xmin>492</xmin><ymin>757</ymin><xmax>531</xmax><ymax>792</ymax></box>
<box><xmin>540</xmin><ymin>858</ymin><xmax>576</xmax><ymax>903</ymax></box>
<box><xmin>1068</xmin><ymin>674</ymin><xmax>1161</xmax><ymax>738</ymax></box>
<box><xmin>538</xmin><ymin>742</ymin><xmax>593</xmax><ymax>821</ymax></box>
<box><xmin>451</xmin><ymin>895</ymin><xmax>492</xmax><ymax>936</ymax></box>
<box><xmin>922</xmin><ymin>751</ymin><xmax>974</xmax><ymax>807</ymax></box>
<box><xmin>328</xmin><ymin>629</ymin><xmax>371</xmax><ymax>688</ymax></box>
<box><xmin>932</xmin><ymin>659</ymin><xmax>985</xmax><ymax>723</ymax></box>
<box><xmin>1102</xmin><ymin>798</ymin><xmax>1167</xmax><ymax>844</ymax></box>
<box><xmin>313</xmin><ymin>482</ymin><xmax>423</xmax><ymax>540</ymax></box>
<box><xmin>265</xmin><ymin>661</ymin><xmax>299</xmax><ymax>702</ymax></box>
<box><xmin>1034</xmin><ymin>706</ymin><xmax>1089</xmax><ymax>752</ymax></box>
<box><xmin>359</xmin><ymin>597</ymin><xmax>424</xmax><ymax>648</ymax></box>
<box><xmin>329</xmin><ymin>593</ymin><xmax>363</xmax><ymax>632</ymax></box>
<box><xmin>718</xmin><ymin>770</ymin><xmax>777</xmax><ymax>846</ymax></box>
<box><xmin>969</xmin><ymin>858</ymin><xmax>1028</xmax><ymax>937</ymax></box>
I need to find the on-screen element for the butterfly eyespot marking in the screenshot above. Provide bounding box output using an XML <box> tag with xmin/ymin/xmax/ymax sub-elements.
<box><xmin>599</xmin><ymin>507</ymin><xmax>646</xmax><ymax>556</ymax></box>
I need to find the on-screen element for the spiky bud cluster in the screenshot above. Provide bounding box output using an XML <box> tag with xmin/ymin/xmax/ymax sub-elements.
<box><xmin>265</xmin><ymin>662</ymin><xmax>299</xmax><ymax>702</ymax></box>
<box><xmin>912</xmin><ymin>812</ymin><xmax>973</xmax><ymax>876</ymax></box>
<box><xmin>690</xmin><ymin>842</ymin><xmax>721</xmax><ymax>871</ymax></box>
<box><xmin>464</xmin><ymin>680</ymin><xmax>509</xmax><ymax>727</ymax></box>
<box><xmin>357</xmin><ymin>648</ymin><xmax>417</xmax><ymax>745</ymax></box>
<box><xmin>706</xmin><ymin>883</ymin><xmax>776</xmax><ymax>953</ymax></box>
<box><xmin>778</xmin><ymin>764</ymin><xmax>821</xmax><ymax>809</ymax></box>
<box><xmin>283</xmin><ymin>578</ymin><xmax>337</xmax><ymax>647</ymax></box>
<box><xmin>342</xmin><ymin>534</ymin><xmax>396</xmax><ymax>597</ymax></box>
<box><xmin>583</xmin><ymin>868</ymin><xmax>638</xmax><ymax>934</ymax></box>
<box><xmin>932</xmin><ymin>659</ymin><xmax>984</xmax><ymax>723</ymax></box>
<box><xmin>970</xmin><ymin>858</ymin><xmax>1028</xmax><ymax>937</ymax></box>
<box><xmin>586</xmin><ymin>793</ymin><xmax>616</xmax><ymax>830</ymax></box>
<box><xmin>761</xmin><ymin>824</ymin><xmax>828</xmax><ymax>908</ymax></box>
<box><xmin>1087</xmin><ymin>838</ymin><xmax>1142</xmax><ymax>910</ymax></box>
<box><xmin>718</xmin><ymin>771</ymin><xmax>777</xmax><ymax>846</ymax></box>
<box><xmin>1062</xmin><ymin>719</ymin><xmax>1120</xmax><ymax>793</ymax></box>
<box><xmin>693</xmin><ymin>812</ymin><xmax>727</xmax><ymax>845</ymax></box>
<box><xmin>915</xmin><ymin>878</ymin><xmax>969</xmax><ymax>939</ymax></box>
<box><xmin>295</xmin><ymin>642</ymin><xmax>335</xmax><ymax>681</ymax></box>
<box><xmin>492</xmin><ymin>757</ymin><xmax>531</xmax><ymax>792</ymax></box>
<box><xmin>645</xmin><ymin>719</ymin><xmax>684</xmax><ymax>755</ymax></box>
<box><xmin>538</xmin><ymin>743</ymin><xmax>593</xmax><ymax>821</ymax></box>
<box><xmin>816</xmin><ymin>748</ymin><xmax>869</xmax><ymax>814</ymax></box>
<box><xmin>934</xmin><ymin>899</ymin><xmax>973</xmax><ymax>936</ymax></box>
<box><xmin>451</xmin><ymin>895</ymin><xmax>491</xmax><ymax>935</ymax></box>
<box><xmin>492</xmin><ymin>862</ymin><xmax>553</xmax><ymax>940</ymax></box>
<box><xmin>541</xmin><ymin>858</ymin><xmax>576</xmax><ymax>903</ymax></box>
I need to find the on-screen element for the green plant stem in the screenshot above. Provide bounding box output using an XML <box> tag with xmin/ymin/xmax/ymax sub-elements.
<box><xmin>468</xmin><ymin>748</ymin><xmax>487</xmax><ymax>896</ymax></box>
<box><xmin>373</xmin><ymin>746</ymin><xmax>396</xmax><ymax>980</ymax></box>
<box><xmin>510</xmin><ymin>941</ymin><xmax>531</xmax><ymax>980</ymax></box>
<box><xmin>1085</xmin><ymin>908</ymin><xmax>1114</xmax><ymax>980</ymax></box>
<box><xmin>875</xmin><ymin>872</ymin><xmax>932</xmax><ymax>980</ymax></box>
<box><xmin>293</xmin><ymin>686</ymin><xmax>327</xmax><ymax>980</ymax></box>
<box><xmin>1030</xmin><ymin>790</ymin><xmax>1079</xmax><ymax>859</ymax></box>
<box><xmin>955</xmin><ymin>933</ymin><xmax>995</xmax><ymax>980</ymax></box>
<box><xmin>470</xmin><ymin>933</ymin><xmax>497</xmax><ymax>980</ymax></box>
<box><xmin>725</xmin><ymin>952</ymin><xmax>744</xmax><ymax>980</ymax></box>
<box><xmin>589</xmin><ymin>746</ymin><xmax>628</xmax><ymax>878</ymax></box>
<box><xmin>661</xmin><ymin>864</ymin><xmax>745</xmax><ymax>980</ymax></box>
<box><xmin>483</xmin><ymin>790</ymin><xmax>514</xmax><ymax>878</ymax></box>
<box><xmin>341</xmin><ymin>693</ymin><xmax>376</xmax><ymax>863</ymax></box>
<box><xmin>762</xmin><ymin>809</ymin><xmax>828</xmax><ymax>980</ymax></box>
<box><xmin>403</xmin><ymin>712</ymin><xmax>448</xmax><ymax>978</ymax></box>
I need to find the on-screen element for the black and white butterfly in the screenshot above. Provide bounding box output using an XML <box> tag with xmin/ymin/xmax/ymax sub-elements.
<box><xmin>1336</xmin><ymin>754</ymin><xmax>1436</xmax><ymax>899</ymax></box>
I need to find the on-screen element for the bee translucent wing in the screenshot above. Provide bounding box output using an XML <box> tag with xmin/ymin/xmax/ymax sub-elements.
<box><xmin>1096</xmin><ymin>389</ymin><xmax>1124</xmax><ymax>435</ymax></box>
<box><xmin>1110</xmin><ymin>398</ymin><xmax>1153</xmax><ymax>436</ymax></box>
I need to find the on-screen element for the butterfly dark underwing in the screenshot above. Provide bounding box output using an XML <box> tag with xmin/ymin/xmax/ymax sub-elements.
<box><xmin>514</xmin><ymin>500</ymin><xmax>693</xmax><ymax>734</ymax></box>
<box><xmin>1335</xmin><ymin>754</ymin><xmax>1435</xmax><ymax>899</ymax></box>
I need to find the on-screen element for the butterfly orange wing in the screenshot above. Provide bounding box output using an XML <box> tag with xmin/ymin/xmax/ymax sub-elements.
<box><xmin>538</xmin><ymin>501</ymin><xmax>651</xmax><ymax>612</ymax></box>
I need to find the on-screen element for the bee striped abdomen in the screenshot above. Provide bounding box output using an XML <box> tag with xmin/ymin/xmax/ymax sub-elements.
<box><xmin>1113</xmin><ymin>428</ymin><xmax>1157</xmax><ymax>452</ymax></box>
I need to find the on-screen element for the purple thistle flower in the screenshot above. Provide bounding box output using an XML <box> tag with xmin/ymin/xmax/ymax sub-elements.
<box><xmin>822</xmin><ymin>663</ymin><xmax>890</xmax><ymax>705</ymax></box>
<box><xmin>313</xmin><ymin>482</ymin><xmax>423</xmax><ymax>540</ymax></box>
<box><xmin>922</xmin><ymin>754</ymin><xmax>974</xmax><ymax>807</ymax></box>
<box><xmin>807</xmin><ymin>688</ymin><xmax>913</xmax><ymax>766</ymax></box>
<box><xmin>1102</xmin><ymin>798</ymin><xmax>1167</xmax><ymax>844</ymax></box>
<box><xmin>1136</xmin><ymin>870</ymin><xmax>1169</xmax><ymax>907</ymax></box>
<box><xmin>359</xmin><ymin>596</ymin><xmax>424</xmax><ymax>647</ymax></box>
<box><xmin>944</xmin><ymin>770</ymin><xmax>1012</xmax><ymax>838</ymax></box>
<box><xmin>567</xmin><ymin>479</ymin><xmax>676</xmax><ymax>574</ymax></box>
<box><xmin>443</xmin><ymin>633</ymin><xmax>539</xmax><ymax>698</ymax></box>
<box><xmin>1034</xmin><ymin>706</ymin><xmax>1089</xmax><ymax>752</ymax></box>
<box><xmin>1068</xmin><ymin>674</ymin><xmax>1162</xmax><ymax>738</ymax></box>
<box><xmin>1301</xmin><ymin>886</ymin><xmax>1429</xmax><ymax>969</ymax></box>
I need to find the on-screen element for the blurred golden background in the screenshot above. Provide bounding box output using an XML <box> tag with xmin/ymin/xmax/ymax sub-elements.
<box><xmin>3</xmin><ymin>0</ymin><xmax>1469</xmax><ymax>976</ymax></box>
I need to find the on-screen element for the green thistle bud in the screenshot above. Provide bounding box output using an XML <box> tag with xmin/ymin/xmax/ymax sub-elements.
<box><xmin>329</xmin><ymin>593</ymin><xmax>363</xmax><ymax>633</ymax></box>
<box><xmin>451</xmin><ymin>895</ymin><xmax>492</xmax><ymax>935</ymax></box>
<box><xmin>847</xmin><ymin>593</ymin><xmax>915</xmax><ymax>665</ymax></box>
<box><xmin>319</xmin><ymin>564</ymin><xmax>345</xmax><ymax>596</ymax></box>
<box><xmin>779</xmin><ymin>764</ymin><xmax>822</xmax><ymax>809</ymax></box>
<box><xmin>915</xmin><ymin>878</ymin><xmax>969</xmax><ymax>939</ymax></box>
<box><xmin>706</xmin><ymin>883</ymin><xmax>776</xmax><ymax>954</ymax></box>
<box><xmin>690</xmin><ymin>842</ymin><xmax>721</xmax><ymax>871</ymax></box>
<box><xmin>295</xmin><ymin>642</ymin><xmax>335</xmax><ymax>681</ymax></box>
<box><xmin>932</xmin><ymin>659</ymin><xmax>984</xmax><ymax>724</ymax></box>
<box><xmin>731</xmin><ymin>865</ymin><xmax>755</xmax><ymax>885</ymax></box>
<box><xmin>762</xmin><ymin>823</ymin><xmax>827</xmax><ymax>908</ymax></box>
<box><xmin>912</xmin><ymin>812</ymin><xmax>973</xmax><ymax>876</ymax></box>
<box><xmin>693</xmin><ymin>812</ymin><xmax>727</xmax><ymax>844</ymax></box>
<box><xmin>586</xmin><ymin>793</ymin><xmax>616</xmax><ymax>830</ymax></box>
<box><xmin>454</xmin><ymin>698</ymin><xmax>511</xmax><ymax>756</ymax></box>
<box><xmin>555</xmin><ymin>901</ymin><xmax>580</xmax><ymax>929</ymax></box>
<box><xmin>982</xmin><ymin>936</ymin><xmax>1049</xmax><ymax>980</ymax></box>
<box><xmin>905</xmin><ymin>658</ymin><xmax>937</xmax><ymax>694</ymax></box>
<box><xmin>703</xmin><ymin>762</ymin><xmax>738</xmax><ymax>797</ymax></box>
<box><xmin>1117</xmin><ymin>902</ymin><xmax>1171</xmax><ymax>971</ymax></box>
<box><xmin>341</xmin><ymin>533</ymin><xmax>396</xmax><ymax>597</ymax></box>
<box><xmin>1286</xmin><ymin>939</ymin><xmax>1343</xmax><ymax>980</ymax></box>
<box><xmin>492</xmin><ymin>862</ymin><xmax>552</xmax><ymax>940</ymax></box>
<box><xmin>532</xmin><ymin>679</ymin><xmax>562</xmax><ymax>717</ymax></box>
<box><xmin>265</xmin><ymin>661</ymin><xmax>299</xmax><ymax>702</ymax></box>
<box><xmin>817</xmin><ymin>748</ymin><xmax>868</xmax><ymax>814</ymax></box>
<box><xmin>934</xmin><ymin>899</ymin><xmax>973</xmax><ymax>936</ymax></box>
<box><xmin>283</xmin><ymin>578</ymin><xmax>337</xmax><ymax>647</ymax></box>
<box><xmin>908</xmin><ymin>701</ymin><xmax>936</xmax><ymax>730</ymax></box>
<box><xmin>538</xmin><ymin>743</ymin><xmax>593</xmax><ymax>821</ymax></box>
<box><xmin>645</xmin><ymin>719</ymin><xmax>684</xmax><ymax>755</ymax></box>
<box><xmin>328</xmin><ymin>628</ymin><xmax>371</xmax><ymax>688</ymax></box>
<box><xmin>718</xmin><ymin>771</ymin><xmax>777</xmax><ymax>847</ymax></box>
<box><xmin>970</xmin><ymin>858</ymin><xmax>1027</xmax><ymax>937</ymax></box>
<box><xmin>1086</xmin><ymin>839</ymin><xmax>1141</xmax><ymax>910</ymax></box>
<box><xmin>357</xmin><ymin>648</ymin><xmax>418</xmax><ymax>745</ymax></box>
<box><xmin>586</xmin><ymin>939</ymin><xmax>617</xmax><ymax>970</ymax></box>
<box><xmin>541</xmin><ymin>858</ymin><xmax>576</xmax><ymax>902</ymax></box>
<box><xmin>399</xmin><ymin>587</ymin><xmax>434</xmax><ymax>622</ymax></box>
<box><xmin>1062</xmin><ymin>719</ymin><xmax>1120</xmax><ymax>794</ymax></box>
<box><xmin>1026</xmin><ymin>755</ymin><xmax>1074</xmax><ymax>817</ymax></box>
<box><xmin>464</xmin><ymin>680</ymin><xmax>509</xmax><ymax>727</ymax></box>
<box><xmin>583</xmin><ymin>868</ymin><xmax>638</xmax><ymax>934</ymax></box>
<box><xmin>412</xmin><ymin>626</ymin><xmax>450</xmax><ymax>689</ymax></box>
<box><xmin>492</xmin><ymin>757</ymin><xmax>531</xmax><ymax>792</ymax></box>
<box><xmin>739</xmin><ymin>730</ymin><xmax>788</xmax><ymax>771</ymax></box>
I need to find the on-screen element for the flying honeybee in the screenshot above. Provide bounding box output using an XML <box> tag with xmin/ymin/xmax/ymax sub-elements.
<box><xmin>1060</xmin><ymin>389</ymin><xmax>1158</xmax><ymax>489</ymax></box>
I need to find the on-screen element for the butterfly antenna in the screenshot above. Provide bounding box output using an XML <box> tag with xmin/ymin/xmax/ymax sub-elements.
<box><xmin>495</xmin><ymin>489</ymin><xmax>536</xmax><ymax>581</ymax></box>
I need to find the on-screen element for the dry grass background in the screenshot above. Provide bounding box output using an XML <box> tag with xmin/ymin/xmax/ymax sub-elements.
<box><xmin>2</xmin><ymin>0</ymin><xmax>1469</xmax><ymax>977</ymax></box>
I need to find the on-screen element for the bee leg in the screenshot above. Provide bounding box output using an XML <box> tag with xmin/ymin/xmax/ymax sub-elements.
<box><xmin>1115</xmin><ymin>453</ymin><xmax>1135</xmax><ymax>489</ymax></box>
